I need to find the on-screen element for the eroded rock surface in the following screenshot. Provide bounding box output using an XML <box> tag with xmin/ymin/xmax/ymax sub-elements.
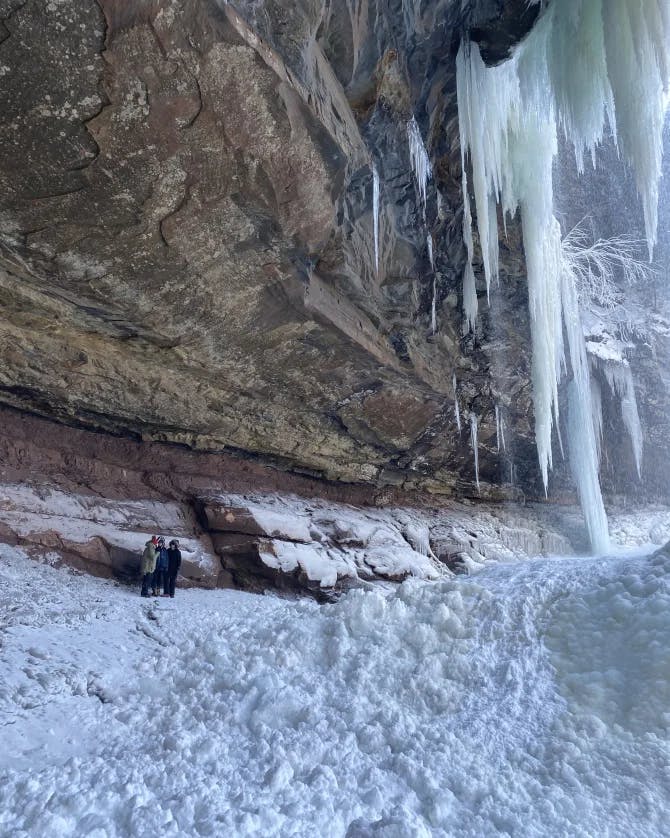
<box><xmin>0</xmin><ymin>0</ymin><xmax>665</xmax><ymax>510</ymax></box>
<box><xmin>0</xmin><ymin>0</ymin><xmax>547</xmax><ymax>500</ymax></box>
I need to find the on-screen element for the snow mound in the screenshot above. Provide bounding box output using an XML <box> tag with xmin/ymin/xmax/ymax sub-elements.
<box><xmin>2</xmin><ymin>546</ymin><xmax>669</xmax><ymax>835</ymax></box>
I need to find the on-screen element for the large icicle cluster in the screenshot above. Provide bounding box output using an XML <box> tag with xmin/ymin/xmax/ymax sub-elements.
<box><xmin>408</xmin><ymin>116</ymin><xmax>432</xmax><ymax>215</ymax></box>
<box><xmin>455</xmin><ymin>0</ymin><xmax>670</xmax><ymax>552</ymax></box>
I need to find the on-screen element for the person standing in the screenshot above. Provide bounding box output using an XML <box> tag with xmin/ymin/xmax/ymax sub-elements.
<box><xmin>153</xmin><ymin>536</ymin><xmax>169</xmax><ymax>596</ymax></box>
<box><xmin>166</xmin><ymin>539</ymin><xmax>182</xmax><ymax>598</ymax></box>
<box><xmin>140</xmin><ymin>536</ymin><xmax>159</xmax><ymax>597</ymax></box>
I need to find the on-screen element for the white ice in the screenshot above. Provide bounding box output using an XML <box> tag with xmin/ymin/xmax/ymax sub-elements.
<box><xmin>372</xmin><ymin>163</ymin><xmax>380</xmax><ymax>274</ymax></box>
<box><xmin>453</xmin><ymin>372</ymin><xmax>462</xmax><ymax>433</ymax></box>
<box><xmin>601</xmin><ymin>359</ymin><xmax>644</xmax><ymax>479</ymax></box>
<box><xmin>407</xmin><ymin>116</ymin><xmax>432</xmax><ymax>216</ymax></box>
<box><xmin>455</xmin><ymin>1</ymin><xmax>670</xmax><ymax>549</ymax></box>
<box><xmin>469</xmin><ymin>412</ymin><xmax>480</xmax><ymax>494</ymax></box>
<box><xmin>428</xmin><ymin>233</ymin><xmax>436</xmax><ymax>333</ymax></box>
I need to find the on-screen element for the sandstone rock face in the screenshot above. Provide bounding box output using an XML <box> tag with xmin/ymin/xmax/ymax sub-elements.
<box><xmin>0</xmin><ymin>0</ymin><xmax>547</xmax><ymax>500</ymax></box>
<box><xmin>0</xmin><ymin>0</ymin><xmax>665</xmax><ymax>507</ymax></box>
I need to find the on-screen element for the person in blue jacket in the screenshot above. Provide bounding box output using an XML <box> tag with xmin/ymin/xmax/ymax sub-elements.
<box><xmin>152</xmin><ymin>536</ymin><xmax>169</xmax><ymax>596</ymax></box>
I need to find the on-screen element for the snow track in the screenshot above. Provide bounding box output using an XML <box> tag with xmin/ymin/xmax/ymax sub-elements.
<box><xmin>1</xmin><ymin>545</ymin><xmax>669</xmax><ymax>836</ymax></box>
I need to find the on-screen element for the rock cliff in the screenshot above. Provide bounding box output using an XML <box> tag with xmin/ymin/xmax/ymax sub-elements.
<box><xmin>0</xmin><ymin>0</ymin><xmax>667</xmax><ymax>544</ymax></box>
<box><xmin>0</xmin><ymin>0</ymin><xmax>549</xmax><ymax>500</ymax></box>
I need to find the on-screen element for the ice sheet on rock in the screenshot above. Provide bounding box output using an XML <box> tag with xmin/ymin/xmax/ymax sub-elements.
<box><xmin>260</xmin><ymin>541</ymin><xmax>352</xmax><ymax>588</ymax></box>
<box><xmin>0</xmin><ymin>483</ymin><xmax>219</xmax><ymax>574</ymax></box>
<box><xmin>245</xmin><ymin>505</ymin><xmax>313</xmax><ymax>543</ymax></box>
<box><xmin>401</xmin><ymin>521</ymin><xmax>435</xmax><ymax>558</ymax></box>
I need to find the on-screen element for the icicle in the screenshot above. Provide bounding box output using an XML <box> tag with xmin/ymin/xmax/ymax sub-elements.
<box><xmin>453</xmin><ymin>373</ymin><xmax>462</xmax><ymax>433</ymax></box>
<box><xmin>567</xmin><ymin>381</ymin><xmax>610</xmax><ymax>553</ymax></box>
<box><xmin>402</xmin><ymin>522</ymin><xmax>435</xmax><ymax>558</ymax></box>
<box><xmin>460</xmin><ymin>170</ymin><xmax>479</xmax><ymax>333</ymax></box>
<box><xmin>427</xmin><ymin>234</ymin><xmax>436</xmax><ymax>334</ymax></box>
<box><xmin>372</xmin><ymin>164</ymin><xmax>380</xmax><ymax>275</ymax></box>
<box><xmin>455</xmin><ymin>1</ymin><xmax>670</xmax><ymax>551</ymax></box>
<box><xmin>590</xmin><ymin>377</ymin><xmax>603</xmax><ymax>465</ymax></box>
<box><xmin>470</xmin><ymin>413</ymin><xmax>480</xmax><ymax>494</ymax></box>
<box><xmin>562</xmin><ymin>247</ymin><xmax>610</xmax><ymax>552</ymax></box>
<box><xmin>436</xmin><ymin>190</ymin><xmax>446</xmax><ymax>221</ymax></box>
<box><xmin>601</xmin><ymin>360</ymin><xmax>643</xmax><ymax>478</ymax></box>
<box><xmin>495</xmin><ymin>405</ymin><xmax>506</xmax><ymax>453</ymax></box>
<box><xmin>407</xmin><ymin>116</ymin><xmax>432</xmax><ymax>216</ymax></box>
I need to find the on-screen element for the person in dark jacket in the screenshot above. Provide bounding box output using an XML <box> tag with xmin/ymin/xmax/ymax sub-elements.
<box><xmin>152</xmin><ymin>536</ymin><xmax>169</xmax><ymax>596</ymax></box>
<box><xmin>166</xmin><ymin>539</ymin><xmax>182</xmax><ymax>598</ymax></box>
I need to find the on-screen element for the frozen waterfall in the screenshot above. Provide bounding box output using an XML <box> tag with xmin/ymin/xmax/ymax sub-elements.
<box><xmin>456</xmin><ymin>0</ymin><xmax>670</xmax><ymax>551</ymax></box>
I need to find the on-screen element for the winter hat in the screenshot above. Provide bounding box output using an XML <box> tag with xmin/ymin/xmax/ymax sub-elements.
<box><xmin>169</xmin><ymin>539</ymin><xmax>179</xmax><ymax>548</ymax></box>
<box><xmin>151</xmin><ymin>535</ymin><xmax>159</xmax><ymax>545</ymax></box>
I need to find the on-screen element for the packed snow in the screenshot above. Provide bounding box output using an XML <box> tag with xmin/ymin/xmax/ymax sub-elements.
<box><xmin>2</xmin><ymin>542</ymin><xmax>670</xmax><ymax>836</ymax></box>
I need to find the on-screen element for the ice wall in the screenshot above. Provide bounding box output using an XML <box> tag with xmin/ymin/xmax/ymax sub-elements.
<box><xmin>456</xmin><ymin>0</ymin><xmax>670</xmax><ymax>551</ymax></box>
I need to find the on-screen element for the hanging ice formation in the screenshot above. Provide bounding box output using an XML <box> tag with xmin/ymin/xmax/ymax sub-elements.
<box><xmin>590</xmin><ymin>378</ymin><xmax>604</xmax><ymax>466</ymax></box>
<box><xmin>456</xmin><ymin>0</ymin><xmax>670</xmax><ymax>552</ymax></box>
<box><xmin>495</xmin><ymin>405</ymin><xmax>506</xmax><ymax>453</ymax></box>
<box><xmin>470</xmin><ymin>413</ymin><xmax>480</xmax><ymax>493</ymax></box>
<box><xmin>453</xmin><ymin>373</ymin><xmax>461</xmax><ymax>433</ymax></box>
<box><xmin>427</xmin><ymin>234</ymin><xmax>437</xmax><ymax>334</ymax></box>
<box><xmin>408</xmin><ymin>116</ymin><xmax>432</xmax><ymax>215</ymax></box>
<box><xmin>601</xmin><ymin>360</ymin><xmax>644</xmax><ymax>478</ymax></box>
<box><xmin>372</xmin><ymin>164</ymin><xmax>380</xmax><ymax>275</ymax></box>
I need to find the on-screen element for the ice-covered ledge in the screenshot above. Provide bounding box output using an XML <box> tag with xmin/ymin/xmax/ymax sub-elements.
<box><xmin>3</xmin><ymin>480</ymin><xmax>669</xmax><ymax>600</ymax></box>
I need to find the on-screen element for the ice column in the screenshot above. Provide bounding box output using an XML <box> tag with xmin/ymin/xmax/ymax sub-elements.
<box><xmin>562</xmin><ymin>253</ymin><xmax>610</xmax><ymax>553</ymax></box>
<box><xmin>495</xmin><ymin>405</ymin><xmax>506</xmax><ymax>453</ymax></box>
<box><xmin>372</xmin><ymin>164</ymin><xmax>380</xmax><ymax>275</ymax></box>
<box><xmin>428</xmin><ymin>234</ymin><xmax>436</xmax><ymax>334</ymax></box>
<box><xmin>470</xmin><ymin>413</ymin><xmax>480</xmax><ymax>493</ymax></box>
<box><xmin>602</xmin><ymin>361</ymin><xmax>643</xmax><ymax>478</ymax></box>
<box><xmin>590</xmin><ymin>378</ymin><xmax>603</xmax><ymax>465</ymax></box>
<box><xmin>453</xmin><ymin>373</ymin><xmax>462</xmax><ymax>433</ymax></box>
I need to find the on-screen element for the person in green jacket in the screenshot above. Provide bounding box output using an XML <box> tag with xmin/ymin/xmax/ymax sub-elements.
<box><xmin>140</xmin><ymin>536</ymin><xmax>159</xmax><ymax>597</ymax></box>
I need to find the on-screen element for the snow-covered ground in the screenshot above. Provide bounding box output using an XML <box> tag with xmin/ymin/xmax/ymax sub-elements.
<box><xmin>2</xmin><ymin>542</ymin><xmax>669</xmax><ymax>837</ymax></box>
